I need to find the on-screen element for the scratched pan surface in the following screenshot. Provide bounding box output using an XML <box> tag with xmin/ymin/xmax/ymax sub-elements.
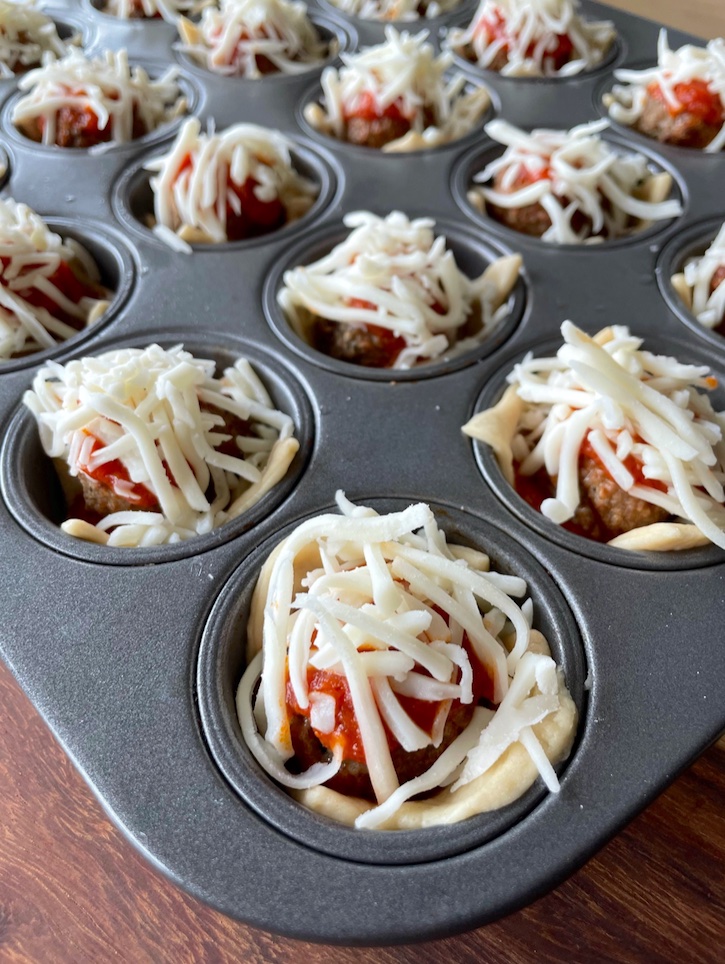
<box><xmin>0</xmin><ymin>0</ymin><xmax>724</xmax><ymax>945</ymax></box>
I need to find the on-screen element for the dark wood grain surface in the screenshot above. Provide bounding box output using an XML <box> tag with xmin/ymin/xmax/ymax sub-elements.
<box><xmin>1</xmin><ymin>657</ymin><xmax>723</xmax><ymax>963</ymax></box>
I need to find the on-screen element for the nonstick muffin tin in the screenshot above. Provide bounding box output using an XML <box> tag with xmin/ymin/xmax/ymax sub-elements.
<box><xmin>1</xmin><ymin>0</ymin><xmax>724</xmax><ymax>945</ymax></box>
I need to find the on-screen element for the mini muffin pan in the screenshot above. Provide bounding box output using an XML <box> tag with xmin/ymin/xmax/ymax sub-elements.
<box><xmin>0</xmin><ymin>0</ymin><xmax>723</xmax><ymax>945</ymax></box>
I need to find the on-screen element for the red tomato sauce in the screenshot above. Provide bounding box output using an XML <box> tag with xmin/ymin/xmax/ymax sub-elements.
<box><xmin>175</xmin><ymin>155</ymin><xmax>286</xmax><ymax>240</ymax></box>
<box><xmin>285</xmin><ymin>621</ymin><xmax>496</xmax><ymax>764</ymax></box>
<box><xmin>35</xmin><ymin>87</ymin><xmax>146</xmax><ymax>148</ymax></box>
<box><xmin>511</xmin><ymin>164</ymin><xmax>553</xmax><ymax>187</ymax></box>
<box><xmin>73</xmin><ymin>404</ymin><xmax>249</xmax><ymax>515</ymax></box>
<box><xmin>479</xmin><ymin>9</ymin><xmax>575</xmax><ymax>71</ymax></box>
<box><xmin>78</xmin><ymin>434</ymin><xmax>160</xmax><ymax>509</ymax></box>
<box><xmin>343</xmin><ymin>91</ymin><xmax>410</xmax><ymax>124</ymax></box>
<box><xmin>579</xmin><ymin>437</ymin><xmax>667</xmax><ymax>493</ymax></box>
<box><xmin>513</xmin><ymin>464</ymin><xmax>598</xmax><ymax>540</ymax></box>
<box><xmin>1</xmin><ymin>256</ymin><xmax>104</xmax><ymax>331</ymax></box>
<box><xmin>225</xmin><ymin>176</ymin><xmax>286</xmax><ymax>240</ymax></box>
<box><xmin>513</xmin><ymin>434</ymin><xmax>669</xmax><ymax>542</ymax></box>
<box><xmin>647</xmin><ymin>79</ymin><xmax>724</xmax><ymax>126</ymax></box>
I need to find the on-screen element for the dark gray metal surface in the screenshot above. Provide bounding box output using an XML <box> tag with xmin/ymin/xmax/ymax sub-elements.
<box><xmin>0</xmin><ymin>0</ymin><xmax>723</xmax><ymax>945</ymax></box>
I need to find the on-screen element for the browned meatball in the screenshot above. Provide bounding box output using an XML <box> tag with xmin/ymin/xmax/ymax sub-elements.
<box><xmin>20</xmin><ymin>104</ymin><xmax>147</xmax><ymax>148</ymax></box>
<box><xmin>289</xmin><ymin>702</ymin><xmax>475</xmax><ymax>801</ymax></box>
<box><xmin>578</xmin><ymin>454</ymin><xmax>669</xmax><ymax>537</ymax></box>
<box><xmin>312</xmin><ymin>318</ymin><xmax>406</xmax><ymax>368</ymax></box>
<box><xmin>74</xmin><ymin>405</ymin><xmax>251</xmax><ymax>517</ymax></box>
<box><xmin>487</xmin><ymin>196</ymin><xmax>553</xmax><ymax>238</ymax></box>
<box><xmin>515</xmin><ymin>456</ymin><xmax>669</xmax><ymax>542</ymax></box>
<box><xmin>487</xmin><ymin>169</ymin><xmax>594</xmax><ymax>238</ymax></box>
<box><xmin>78</xmin><ymin>473</ymin><xmax>145</xmax><ymax>516</ymax></box>
<box><xmin>710</xmin><ymin>264</ymin><xmax>725</xmax><ymax>295</ymax></box>
<box><xmin>635</xmin><ymin>94</ymin><xmax>721</xmax><ymax>150</ymax></box>
<box><xmin>344</xmin><ymin>114</ymin><xmax>413</xmax><ymax>150</ymax></box>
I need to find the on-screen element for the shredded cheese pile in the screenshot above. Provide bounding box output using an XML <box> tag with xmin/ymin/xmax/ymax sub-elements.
<box><xmin>238</xmin><ymin>492</ymin><xmax>575</xmax><ymax>830</ymax></box>
<box><xmin>146</xmin><ymin>117</ymin><xmax>318</xmax><ymax>250</ymax></box>
<box><xmin>490</xmin><ymin>322</ymin><xmax>725</xmax><ymax>549</ymax></box>
<box><xmin>278</xmin><ymin>210</ymin><xmax>521</xmax><ymax>368</ymax></box>
<box><xmin>177</xmin><ymin>0</ymin><xmax>328</xmax><ymax>78</ymax></box>
<box><xmin>304</xmin><ymin>26</ymin><xmax>491</xmax><ymax>152</ymax></box>
<box><xmin>0</xmin><ymin>198</ymin><xmax>108</xmax><ymax>361</ymax></box>
<box><xmin>605</xmin><ymin>30</ymin><xmax>725</xmax><ymax>153</ymax></box>
<box><xmin>23</xmin><ymin>344</ymin><xmax>299</xmax><ymax>547</ymax></box>
<box><xmin>677</xmin><ymin>223</ymin><xmax>725</xmax><ymax>329</ymax></box>
<box><xmin>0</xmin><ymin>0</ymin><xmax>70</xmax><ymax>77</ymax></box>
<box><xmin>471</xmin><ymin>119</ymin><xmax>682</xmax><ymax>244</ymax></box>
<box><xmin>447</xmin><ymin>0</ymin><xmax>615</xmax><ymax>77</ymax></box>
<box><xmin>13</xmin><ymin>48</ymin><xmax>185</xmax><ymax>147</ymax></box>
<box><xmin>103</xmin><ymin>0</ymin><xmax>201</xmax><ymax>21</ymax></box>
<box><xmin>325</xmin><ymin>0</ymin><xmax>460</xmax><ymax>23</ymax></box>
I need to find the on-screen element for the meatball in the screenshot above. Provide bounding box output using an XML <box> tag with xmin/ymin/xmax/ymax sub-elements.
<box><xmin>577</xmin><ymin>454</ymin><xmax>669</xmax><ymax>537</ymax></box>
<box><xmin>710</xmin><ymin>264</ymin><xmax>725</xmax><ymax>295</ymax></box>
<box><xmin>515</xmin><ymin>455</ymin><xmax>669</xmax><ymax>541</ymax></box>
<box><xmin>487</xmin><ymin>169</ymin><xmax>594</xmax><ymax>239</ymax></box>
<box><xmin>289</xmin><ymin>701</ymin><xmax>476</xmax><ymax>801</ymax></box>
<box><xmin>75</xmin><ymin>405</ymin><xmax>251</xmax><ymax>516</ymax></box>
<box><xmin>313</xmin><ymin>318</ymin><xmax>406</xmax><ymax>368</ymax></box>
<box><xmin>78</xmin><ymin>472</ymin><xmax>147</xmax><ymax>516</ymax></box>
<box><xmin>21</xmin><ymin>103</ymin><xmax>147</xmax><ymax>148</ymax></box>
<box><xmin>344</xmin><ymin>114</ymin><xmax>413</xmax><ymax>150</ymax></box>
<box><xmin>487</xmin><ymin>194</ymin><xmax>553</xmax><ymax>238</ymax></box>
<box><xmin>342</xmin><ymin>100</ymin><xmax>435</xmax><ymax>150</ymax></box>
<box><xmin>635</xmin><ymin>93</ymin><xmax>722</xmax><ymax>150</ymax></box>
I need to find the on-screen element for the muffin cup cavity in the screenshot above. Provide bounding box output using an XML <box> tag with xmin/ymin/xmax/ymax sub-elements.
<box><xmin>656</xmin><ymin>216</ymin><xmax>725</xmax><ymax>351</ymax></box>
<box><xmin>0</xmin><ymin>217</ymin><xmax>135</xmax><ymax>374</ymax></box>
<box><xmin>295</xmin><ymin>73</ymin><xmax>497</xmax><ymax>159</ymax></box>
<box><xmin>264</xmin><ymin>215</ymin><xmax>526</xmax><ymax>381</ymax></box>
<box><xmin>448</xmin><ymin>28</ymin><xmax>622</xmax><ymax>85</ymax></box>
<box><xmin>1</xmin><ymin>60</ymin><xmax>202</xmax><ymax>155</ymax></box>
<box><xmin>173</xmin><ymin>14</ymin><xmax>356</xmax><ymax>84</ymax></box>
<box><xmin>452</xmin><ymin>131</ymin><xmax>687</xmax><ymax>251</ymax></box>
<box><xmin>112</xmin><ymin>136</ymin><xmax>339</xmax><ymax>252</ymax></box>
<box><xmin>196</xmin><ymin>498</ymin><xmax>587</xmax><ymax>864</ymax></box>
<box><xmin>1</xmin><ymin>331</ymin><xmax>315</xmax><ymax>565</ymax></box>
<box><xmin>466</xmin><ymin>333</ymin><xmax>725</xmax><ymax>571</ymax></box>
<box><xmin>596</xmin><ymin>65</ymin><xmax>725</xmax><ymax>157</ymax></box>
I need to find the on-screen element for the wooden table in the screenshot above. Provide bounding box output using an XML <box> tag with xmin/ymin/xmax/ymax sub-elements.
<box><xmin>2</xmin><ymin>2</ymin><xmax>725</xmax><ymax>961</ymax></box>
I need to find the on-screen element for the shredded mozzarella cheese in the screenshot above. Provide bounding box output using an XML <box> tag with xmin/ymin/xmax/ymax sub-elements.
<box><xmin>471</xmin><ymin>119</ymin><xmax>682</xmax><ymax>244</ymax></box>
<box><xmin>325</xmin><ymin>0</ymin><xmax>460</xmax><ymax>23</ymax></box>
<box><xmin>12</xmin><ymin>47</ymin><xmax>185</xmax><ymax>147</ymax></box>
<box><xmin>0</xmin><ymin>198</ymin><xmax>108</xmax><ymax>361</ymax></box>
<box><xmin>23</xmin><ymin>344</ymin><xmax>299</xmax><ymax>546</ymax></box>
<box><xmin>237</xmin><ymin>493</ymin><xmax>573</xmax><ymax>829</ymax></box>
<box><xmin>490</xmin><ymin>322</ymin><xmax>725</xmax><ymax>549</ymax></box>
<box><xmin>0</xmin><ymin>0</ymin><xmax>70</xmax><ymax>77</ymax></box>
<box><xmin>176</xmin><ymin>0</ymin><xmax>328</xmax><ymax>78</ymax></box>
<box><xmin>303</xmin><ymin>26</ymin><xmax>491</xmax><ymax>152</ymax></box>
<box><xmin>447</xmin><ymin>0</ymin><xmax>615</xmax><ymax>77</ymax></box>
<box><xmin>278</xmin><ymin>210</ymin><xmax>521</xmax><ymax>368</ymax></box>
<box><xmin>146</xmin><ymin>117</ymin><xmax>318</xmax><ymax>247</ymax></box>
<box><xmin>605</xmin><ymin>30</ymin><xmax>725</xmax><ymax>153</ymax></box>
<box><xmin>676</xmin><ymin>223</ymin><xmax>725</xmax><ymax>329</ymax></box>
